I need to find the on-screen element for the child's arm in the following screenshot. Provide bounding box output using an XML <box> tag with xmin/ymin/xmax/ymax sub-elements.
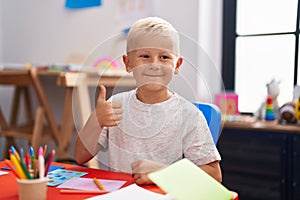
<box><xmin>131</xmin><ymin>159</ymin><xmax>222</xmax><ymax>185</ymax></box>
<box><xmin>74</xmin><ymin>111</ymin><xmax>102</xmax><ymax>164</ymax></box>
<box><xmin>199</xmin><ymin>161</ymin><xmax>222</xmax><ymax>183</ymax></box>
<box><xmin>74</xmin><ymin>85</ymin><xmax>122</xmax><ymax>164</ymax></box>
<box><xmin>131</xmin><ymin>159</ymin><xmax>167</xmax><ymax>185</ymax></box>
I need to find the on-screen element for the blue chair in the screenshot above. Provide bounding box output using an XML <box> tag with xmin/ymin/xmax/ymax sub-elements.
<box><xmin>193</xmin><ymin>103</ymin><xmax>239</xmax><ymax>199</ymax></box>
<box><xmin>192</xmin><ymin>102</ymin><xmax>222</xmax><ymax>145</ymax></box>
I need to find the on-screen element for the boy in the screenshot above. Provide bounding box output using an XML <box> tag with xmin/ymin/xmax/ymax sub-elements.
<box><xmin>74</xmin><ymin>17</ymin><xmax>222</xmax><ymax>184</ymax></box>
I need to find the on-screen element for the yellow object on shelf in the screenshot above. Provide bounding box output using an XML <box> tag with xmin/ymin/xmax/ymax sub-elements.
<box><xmin>295</xmin><ymin>98</ymin><xmax>300</xmax><ymax>122</ymax></box>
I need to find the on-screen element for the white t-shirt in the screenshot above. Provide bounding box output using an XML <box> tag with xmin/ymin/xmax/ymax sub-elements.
<box><xmin>97</xmin><ymin>89</ymin><xmax>221</xmax><ymax>173</ymax></box>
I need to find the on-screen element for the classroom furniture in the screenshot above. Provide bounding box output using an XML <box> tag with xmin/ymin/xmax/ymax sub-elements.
<box><xmin>217</xmin><ymin>121</ymin><xmax>300</xmax><ymax>200</ymax></box>
<box><xmin>193</xmin><ymin>102</ymin><xmax>222</xmax><ymax>145</ymax></box>
<box><xmin>0</xmin><ymin>69</ymin><xmax>60</xmax><ymax>157</ymax></box>
<box><xmin>0</xmin><ymin>160</ymin><xmax>239</xmax><ymax>200</ymax></box>
<box><xmin>0</xmin><ymin>69</ymin><xmax>136</xmax><ymax>161</ymax></box>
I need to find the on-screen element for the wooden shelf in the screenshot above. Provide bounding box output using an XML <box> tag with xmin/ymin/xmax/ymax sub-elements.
<box><xmin>223</xmin><ymin>121</ymin><xmax>300</xmax><ymax>134</ymax></box>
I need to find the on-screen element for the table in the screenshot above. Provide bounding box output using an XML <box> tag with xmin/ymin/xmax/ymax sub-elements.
<box><xmin>0</xmin><ymin>69</ymin><xmax>136</xmax><ymax>161</ymax></box>
<box><xmin>0</xmin><ymin>69</ymin><xmax>60</xmax><ymax>158</ymax></box>
<box><xmin>0</xmin><ymin>161</ymin><xmax>160</xmax><ymax>200</ymax></box>
<box><xmin>0</xmin><ymin>161</ymin><xmax>239</xmax><ymax>200</ymax></box>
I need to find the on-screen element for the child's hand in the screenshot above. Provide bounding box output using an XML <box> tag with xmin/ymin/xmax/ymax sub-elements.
<box><xmin>95</xmin><ymin>85</ymin><xmax>122</xmax><ymax>128</ymax></box>
<box><xmin>131</xmin><ymin>159</ymin><xmax>167</xmax><ymax>185</ymax></box>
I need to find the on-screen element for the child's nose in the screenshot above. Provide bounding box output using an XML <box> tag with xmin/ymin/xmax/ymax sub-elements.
<box><xmin>148</xmin><ymin>63</ymin><xmax>160</xmax><ymax>70</ymax></box>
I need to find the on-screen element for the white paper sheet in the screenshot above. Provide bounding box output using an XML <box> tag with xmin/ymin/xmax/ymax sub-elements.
<box><xmin>57</xmin><ymin>177</ymin><xmax>126</xmax><ymax>192</ymax></box>
<box><xmin>85</xmin><ymin>184</ymin><xmax>168</xmax><ymax>200</ymax></box>
<box><xmin>0</xmin><ymin>171</ymin><xmax>9</xmax><ymax>176</ymax></box>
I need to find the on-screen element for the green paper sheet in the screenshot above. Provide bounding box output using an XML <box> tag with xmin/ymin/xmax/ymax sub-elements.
<box><xmin>148</xmin><ymin>159</ymin><xmax>233</xmax><ymax>200</ymax></box>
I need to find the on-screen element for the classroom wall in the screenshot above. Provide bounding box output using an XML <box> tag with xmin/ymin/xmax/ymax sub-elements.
<box><xmin>0</xmin><ymin>0</ymin><xmax>222</xmax><ymax>131</ymax></box>
<box><xmin>1</xmin><ymin>0</ymin><xmax>131</xmax><ymax>64</ymax></box>
<box><xmin>154</xmin><ymin>0</ymin><xmax>199</xmax><ymax>101</ymax></box>
<box><xmin>198</xmin><ymin>0</ymin><xmax>223</xmax><ymax>102</ymax></box>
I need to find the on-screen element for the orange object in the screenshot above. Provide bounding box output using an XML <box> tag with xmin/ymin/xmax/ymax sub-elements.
<box><xmin>93</xmin><ymin>177</ymin><xmax>106</xmax><ymax>191</ymax></box>
<box><xmin>4</xmin><ymin>159</ymin><xmax>20</xmax><ymax>178</ymax></box>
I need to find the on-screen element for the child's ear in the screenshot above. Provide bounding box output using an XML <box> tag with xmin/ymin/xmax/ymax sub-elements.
<box><xmin>122</xmin><ymin>55</ymin><xmax>132</xmax><ymax>72</ymax></box>
<box><xmin>174</xmin><ymin>57</ymin><xmax>183</xmax><ymax>74</ymax></box>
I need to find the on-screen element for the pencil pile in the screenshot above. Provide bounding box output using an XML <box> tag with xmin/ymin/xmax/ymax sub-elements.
<box><xmin>4</xmin><ymin>145</ymin><xmax>55</xmax><ymax>179</ymax></box>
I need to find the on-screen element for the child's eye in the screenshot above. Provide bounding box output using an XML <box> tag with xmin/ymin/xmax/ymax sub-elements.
<box><xmin>160</xmin><ymin>55</ymin><xmax>170</xmax><ymax>60</ymax></box>
<box><xmin>140</xmin><ymin>54</ymin><xmax>149</xmax><ymax>58</ymax></box>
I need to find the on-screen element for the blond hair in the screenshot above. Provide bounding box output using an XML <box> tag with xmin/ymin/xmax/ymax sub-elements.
<box><xmin>126</xmin><ymin>17</ymin><xmax>180</xmax><ymax>55</ymax></box>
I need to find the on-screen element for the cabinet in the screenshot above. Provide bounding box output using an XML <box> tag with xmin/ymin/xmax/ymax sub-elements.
<box><xmin>217</xmin><ymin>121</ymin><xmax>300</xmax><ymax>200</ymax></box>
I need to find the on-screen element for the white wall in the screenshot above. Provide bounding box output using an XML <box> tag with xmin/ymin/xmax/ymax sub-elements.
<box><xmin>1</xmin><ymin>0</ymin><xmax>132</xmax><ymax>64</ymax></box>
<box><xmin>0</xmin><ymin>0</ymin><xmax>14</xmax><ymax>124</ymax></box>
<box><xmin>153</xmin><ymin>0</ymin><xmax>201</xmax><ymax>102</ymax></box>
<box><xmin>154</xmin><ymin>0</ymin><xmax>223</xmax><ymax>103</ymax></box>
<box><xmin>198</xmin><ymin>0</ymin><xmax>223</xmax><ymax>102</ymax></box>
<box><xmin>0</xmin><ymin>0</ymin><xmax>223</xmax><ymax>120</ymax></box>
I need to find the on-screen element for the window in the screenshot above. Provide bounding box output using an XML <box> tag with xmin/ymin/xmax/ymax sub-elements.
<box><xmin>222</xmin><ymin>0</ymin><xmax>300</xmax><ymax>114</ymax></box>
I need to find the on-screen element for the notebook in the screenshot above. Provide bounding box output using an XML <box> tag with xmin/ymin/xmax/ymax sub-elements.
<box><xmin>148</xmin><ymin>159</ymin><xmax>233</xmax><ymax>200</ymax></box>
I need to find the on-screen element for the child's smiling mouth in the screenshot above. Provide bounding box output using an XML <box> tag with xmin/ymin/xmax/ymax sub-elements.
<box><xmin>143</xmin><ymin>74</ymin><xmax>164</xmax><ymax>77</ymax></box>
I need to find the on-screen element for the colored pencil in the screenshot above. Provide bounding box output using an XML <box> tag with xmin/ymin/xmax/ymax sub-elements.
<box><xmin>10</xmin><ymin>146</ymin><xmax>20</xmax><ymax>161</ymax></box>
<box><xmin>44</xmin><ymin>150</ymin><xmax>55</xmax><ymax>176</ymax></box>
<box><xmin>20</xmin><ymin>148</ymin><xmax>24</xmax><ymax>160</ymax></box>
<box><xmin>43</xmin><ymin>145</ymin><xmax>47</xmax><ymax>157</ymax></box>
<box><xmin>38</xmin><ymin>146</ymin><xmax>45</xmax><ymax>178</ymax></box>
<box><xmin>4</xmin><ymin>159</ymin><xmax>20</xmax><ymax>178</ymax></box>
<box><xmin>19</xmin><ymin>158</ymin><xmax>32</xmax><ymax>179</ymax></box>
<box><xmin>93</xmin><ymin>177</ymin><xmax>106</xmax><ymax>190</ymax></box>
<box><xmin>10</xmin><ymin>153</ymin><xmax>26</xmax><ymax>179</ymax></box>
<box><xmin>25</xmin><ymin>152</ymin><xmax>30</xmax><ymax>170</ymax></box>
<box><xmin>29</xmin><ymin>146</ymin><xmax>36</xmax><ymax>172</ymax></box>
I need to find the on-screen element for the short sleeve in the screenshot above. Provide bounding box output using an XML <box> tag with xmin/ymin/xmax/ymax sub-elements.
<box><xmin>183</xmin><ymin>111</ymin><xmax>221</xmax><ymax>166</ymax></box>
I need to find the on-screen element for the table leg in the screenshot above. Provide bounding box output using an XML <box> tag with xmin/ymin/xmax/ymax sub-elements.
<box><xmin>0</xmin><ymin>107</ymin><xmax>16</xmax><ymax>158</ymax></box>
<box><xmin>30</xmin><ymin>69</ymin><xmax>61</xmax><ymax>155</ymax></box>
<box><xmin>57</xmin><ymin>87</ymin><xmax>75</xmax><ymax>159</ymax></box>
<box><xmin>76</xmin><ymin>74</ymin><xmax>92</xmax><ymax>129</ymax></box>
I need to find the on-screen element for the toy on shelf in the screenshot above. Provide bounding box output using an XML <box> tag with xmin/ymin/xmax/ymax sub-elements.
<box><xmin>255</xmin><ymin>79</ymin><xmax>280</xmax><ymax>120</ymax></box>
<box><xmin>279</xmin><ymin>102</ymin><xmax>296</xmax><ymax>124</ymax></box>
<box><xmin>215</xmin><ymin>92</ymin><xmax>239</xmax><ymax>116</ymax></box>
<box><xmin>295</xmin><ymin>97</ymin><xmax>300</xmax><ymax>123</ymax></box>
<box><xmin>278</xmin><ymin>85</ymin><xmax>300</xmax><ymax>124</ymax></box>
<box><xmin>265</xmin><ymin>95</ymin><xmax>276</xmax><ymax>121</ymax></box>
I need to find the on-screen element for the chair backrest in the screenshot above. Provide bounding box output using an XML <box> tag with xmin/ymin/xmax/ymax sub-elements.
<box><xmin>192</xmin><ymin>102</ymin><xmax>222</xmax><ymax>145</ymax></box>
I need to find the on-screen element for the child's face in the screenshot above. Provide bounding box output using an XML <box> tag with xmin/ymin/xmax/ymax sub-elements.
<box><xmin>123</xmin><ymin>48</ymin><xmax>183</xmax><ymax>90</ymax></box>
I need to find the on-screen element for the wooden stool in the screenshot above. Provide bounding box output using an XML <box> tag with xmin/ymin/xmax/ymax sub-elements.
<box><xmin>0</xmin><ymin>68</ymin><xmax>60</xmax><ymax>157</ymax></box>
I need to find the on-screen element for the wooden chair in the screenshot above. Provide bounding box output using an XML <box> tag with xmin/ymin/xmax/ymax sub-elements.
<box><xmin>0</xmin><ymin>68</ymin><xmax>60</xmax><ymax>157</ymax></box>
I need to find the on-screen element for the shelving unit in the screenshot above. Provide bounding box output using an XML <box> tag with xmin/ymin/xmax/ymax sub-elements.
<box><xmin>218</xmin><ymin>121</ymin><xmax>300</xmax><ymax>200</ymax></box>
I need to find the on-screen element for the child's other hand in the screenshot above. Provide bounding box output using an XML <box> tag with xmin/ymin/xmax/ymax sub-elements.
<box><xmin>96</xmin><ymin>85</ymin><xmax>122</xmax><ymax>128</ymax></box>
<box><xmin>131</xmin><ymin>159</ymin><xmax>167</xmax><ymax>185</ymax></box>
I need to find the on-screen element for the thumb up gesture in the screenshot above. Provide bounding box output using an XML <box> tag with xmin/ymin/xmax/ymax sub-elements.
<box><xmin>95</xmin><ymin>85</ymin><xmax>122</xmax><ymax>128</ymax></box>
